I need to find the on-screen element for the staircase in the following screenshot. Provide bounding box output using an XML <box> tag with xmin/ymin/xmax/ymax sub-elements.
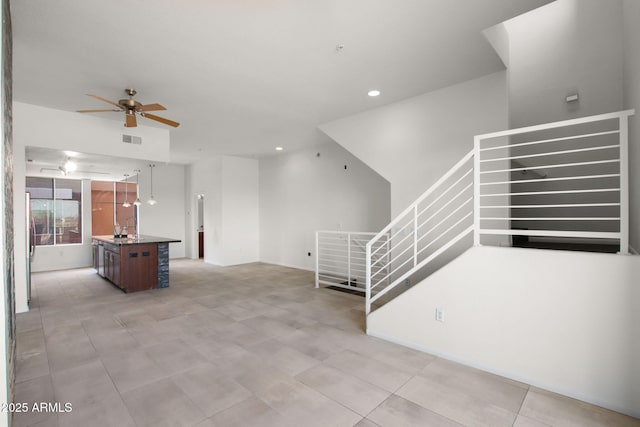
<box><xmin>316</xmin><ymin>109</ymin><xmax>635</xmax><ymax>315</ymax></box>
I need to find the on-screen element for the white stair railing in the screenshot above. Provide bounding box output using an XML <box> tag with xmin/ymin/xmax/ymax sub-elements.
<box><xmin>365</xmin><ymin>150</ymin><xmax>475</xmax><ymax>314</ymax></box>
<box><xmin>363</xmin><ymin>109</ymin><xmax>634</xmax><ymax>315</ymax></box>
<box><xmin>475</xmin><ymin>110</ymin><xmax>634</xmax><ymax>253</ymax></box>
<box><xmin>312</xmin><ymin>110</ymin><xmax>634</xmax><ymax>316</ymax></box>
<box><xmin>315</xmin><ymin>231</ymin><xmax>388</xmax><ymax>293</ymax></box>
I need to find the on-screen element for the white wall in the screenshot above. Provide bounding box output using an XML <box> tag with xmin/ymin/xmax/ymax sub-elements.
<box><xmin>623</xmin><ymin>0</ymin><xmax>640</xmax><ymax>252</ymax></box>
<box><xmin>504</xmin><ymin>0</ymin><xmax>624</xmax><ymax>128</ymax></box>
<box><xmin>137</xmin><ymin>163</ymin><xmax>186</xmax><ymax>258</ymax></box>
<box><xmin>259</xmin><ymin>138</ymin><xmax>390</xmax><ymax>270</ymax></box>
<box><xmin>222</xmin><ymin>156</ymin><xmax>259</xmax><ymax>266</ymax></box>
<box><xmin>368</xmin><ymin>246</ymin><xmax>640</xmax><ymax>418</ymax></box>
<box><xmin>186</xmin><ymin>156</ymin><xmax>259</xmax><ymax>266</ymax></box>
<box><xmin>319</xmin><ymin>71</ymin><xmax>508</xmax><ymax>216</ymax></box>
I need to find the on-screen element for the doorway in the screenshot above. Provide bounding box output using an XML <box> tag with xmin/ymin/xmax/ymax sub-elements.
<box><xmin>197</xmin><ymin>194</ymin><xmax>204</xmax><ymax>258</ymax></box>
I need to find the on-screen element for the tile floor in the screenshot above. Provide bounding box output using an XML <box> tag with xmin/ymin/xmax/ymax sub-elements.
<box><xmin>13</xmin><ymin>259</ymin><xmax>640</xmax><ymax>427</ymax></box>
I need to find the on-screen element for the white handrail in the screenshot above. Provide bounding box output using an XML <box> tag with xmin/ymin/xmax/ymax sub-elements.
<box><xmin>479</xmin><ymin>130</ymin><xmax>620</xmax><ymax>152</ymax></box>
<box><xmin>475</xmin><ymin>109</ymin><xmax>634</xmax><ymax>140</ymax></box>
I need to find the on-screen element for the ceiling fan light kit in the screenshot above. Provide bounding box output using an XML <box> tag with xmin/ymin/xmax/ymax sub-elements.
<box><xmin>76</xmin><ymin>88</ymin><xmax>180</xmax><ymax>128</ymax></box>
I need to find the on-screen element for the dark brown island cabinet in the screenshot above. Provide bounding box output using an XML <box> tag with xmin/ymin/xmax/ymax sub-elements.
<box><xmin>92</xmin><ymin>235</ymin><xmax>181</xmax><ymax>293</ymax></box>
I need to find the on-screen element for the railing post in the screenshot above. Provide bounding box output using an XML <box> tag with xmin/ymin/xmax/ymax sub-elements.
<box><xmin>473</xmin><ymin>136</ymin><xmax>481</xmax><ymax>246</ymax></box>
<box><xmin>413</xmin><ymin>205</ymin><xmax>418</xmax><ymax>267</ymax></box>
<box><xmin>347</xmin><ymin>233</ymin><xmax>352</xmax><ymax>286</ymax></box>
<box><xmin>315</xmin><ymin>231</ymin><xmax>319</xmax><ymax>288</ymax></box>
<box><xmin>619</xmin><ymin>115</ymin><xmax>629</xmax><ymax>255</ymax></box>
<box><xmin>365</xmin><ymin>240</ymin><xmax>372</xmax><ymax>316</ymax></box>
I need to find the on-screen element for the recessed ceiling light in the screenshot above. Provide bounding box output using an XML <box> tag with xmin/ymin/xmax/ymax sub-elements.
<box><xmin>275</xmin><ymin>146</ymin><xmax>284</xmax><ymax>151</ymax></box>
<box><xmin>368</xmin><ymin>90</ymin><xmax>381</xmax><ymax>97</ymax></box>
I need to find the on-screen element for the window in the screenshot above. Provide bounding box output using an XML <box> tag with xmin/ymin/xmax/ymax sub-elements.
<box><xmin>90</xmin><ymin>180</ymin><xmax>137</xmax><ymax>236</ymax></box>
<box><xmin>26</xmin><ymin>177</ymin><xmax>82</xmax><ymax>246</ymax></box>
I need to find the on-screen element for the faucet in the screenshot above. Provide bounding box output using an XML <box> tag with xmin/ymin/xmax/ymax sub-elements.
<box><xmin>124</xmin><ymin>215</ymin><xmax>137</xmax><ymax>240</ymax></box>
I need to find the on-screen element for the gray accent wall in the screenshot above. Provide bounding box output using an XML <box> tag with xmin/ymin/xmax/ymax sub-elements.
<box><xmin>2</xmin><ymin>0</ymin><xmax>14</xmax><ymax>422</ymax></box>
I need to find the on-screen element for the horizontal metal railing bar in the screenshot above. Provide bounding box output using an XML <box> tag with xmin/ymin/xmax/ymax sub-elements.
<box><xmin>475</xmin><ymin>109</ymin><xmax>634</xmax><ymax>140</ymax></box>
<box><xmin>371</xmin><ymin>242</ymin><xmax>414</xmax><ymax>282</ymax></box>
<box><xmin>318</xmin><ymin>260</ymin><xmax>349</xmax><ymax>267</ymax></box>
<box><xmin>416</xmin><ymin>169</ymin><xmax>473</xmax><ymax>218</ymax></box>
<box><xmin>481</xmin><ymin>188</ymin><xmax>620</xmax><ymax>197</ymax></box>
<box><xmin>318</xmin><ymin>264</ymin><xmax>348</xmax><ymax>273</ymax></box>
<box><xmin>479</xmin><ymin>159</ymin><xmax>619</xmax><ymax>175</ymax></box>
<box><xmin>318</xmin><ymin>246</ymin><xmax>349</xmax><ymax>253</ymax></box>
<box><xmin>479</xmin><ymin>130</ymin><xmax>620</xmax><ymax>152</ymax></box>
<box><xmin>372</xmin><ymin>256</ymin><xmax>413</xmax><ymax>291</ymax></box>
<box><xmin>318</xmin><ymin>251</ymin><xmax>349</xmax><ymax>258</ymax></box>
<box><xmin>318</xmin><ymin>255</ymin><xmax>350</xmax><ymax>261</ymax></box>
<box><xmin>371</xmin><ymin>226</ymin><xmax>415</xmax><ymax>268</ymax></box>
<box><xmin>417</xmin><ymin>183</ymin><xmax>472</xmax><ymax>227</ymax></box>
<box><xmin>317</xmin><ymin>242</ymin><xmax>350</xmax><ymax>249</ymax></box>
<box><xmin>371</xmin><ymin>236</ymin><xmax>409</xmax><ymax>270</ymax></box>
<box><xmin>479</xmin><ymin>144</ymin><xmax>619</xmax><ymax>163</ymax></box>
<box><xmin>481</xmin><ymin>217</ymin><xmax>619</xmax><ymax>221</ymax></box>
<box><xmin>318</xmin><ymin>281</ymin><xmax>365</xmax><ymax>293</ymax></box>
<box><xmin>318</xmin><ymin>273</ymin><xmax>365</xmax><ymax>282</ymax></box>
<box><xmin>370</xmin><ymin>241</ymin><xmax>388</xmax><ymax>259</ymax></box>
<box><xmin>479</xmin><ymin>229</ymin><xmax>621</xmax><ymax>239</ymax></box>
<box><xmin>388</xmin><ymin>217</ymin><xmax>416</xmax><ymax>241</ymax></box>
<box><xmin>481</xmin><ymin>203</ymin><xmax>620</xmax><ymax>208</ymax></box>
<box><xmin>349</xmin><ymin>237</ymin><xmax>378</xmax><ymax>246</ymax></box>
<box><xmin>317</xmin><ymin>230</ymin><xmax>379</xmax><ymax>236</ymax></box>
<box><xmin>371</xmin><ymin>225</ymin><xmax>474</xmax><ymax>304</ymax></box>
<box><xmin>318</xmin><ymin>272</ymin><xmax>349</xmax><ymax>281</ymax></box>
<box><xmin>318</xmin><ymin>273</ymin><xmax>350</xmax><ymax>282</ymax></box>
<box><xmin>417</xmin><ymin>211</ymin><xmax>474</xmax><ymax>256</ymax></box>
<box><xmin>367</xmin><ymin>149</ymin><xmax>474</xmax><ymax>250</ymax></box>
<box><xmin>480</xmin><ymin>173</ymin><xmax>621</xmax><ymax>186</ymax></box>
<box><xmin>418</xmin><ymin>199</ymin><xmax>473</xmax><ymax>240</ymax></box>
<box><xmin>318</xmin><ymin>261</ymin><xmax>349</xmax><ymax>270</ymax></box>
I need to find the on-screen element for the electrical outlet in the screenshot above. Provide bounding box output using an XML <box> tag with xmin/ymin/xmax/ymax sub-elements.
<box><xmin>435</xmin><ymin>307</ymin><xmax>444</xmax><ymax>322</ymax></box>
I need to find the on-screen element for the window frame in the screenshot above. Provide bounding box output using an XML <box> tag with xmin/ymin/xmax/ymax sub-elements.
<box><xmin>27</xmin><ymin>177</ymin><xmax>83</xmax><ymax>247</ymax></box>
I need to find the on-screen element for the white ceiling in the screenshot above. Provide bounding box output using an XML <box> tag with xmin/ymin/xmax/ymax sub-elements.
<box><xmin>11</xmin><ymin>0</ymin><xmax>552</xmax><ymax>169</ymax></box>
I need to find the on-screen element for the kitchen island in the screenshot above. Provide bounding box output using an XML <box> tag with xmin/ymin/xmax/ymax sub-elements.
<box><xmin>92</xmin><ymin>235</ymin><xmax>181</xmax><ymax>293</ymax></box>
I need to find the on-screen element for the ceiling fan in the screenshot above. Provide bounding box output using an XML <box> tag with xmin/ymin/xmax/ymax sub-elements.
<box><xmin>38</xmin><ymin>158</ymin><xmax>109</xmax><ymax>176</ymax></box>
<box><xmin>76</xmin><ymin>88</ymin><xmax>180</xmax><ymax>128</ymax></box>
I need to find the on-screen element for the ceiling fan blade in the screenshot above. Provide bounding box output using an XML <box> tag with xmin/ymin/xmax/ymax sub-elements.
<box><xmin>76</xmin><ymin>109</ymin><xmax>121</xmax><ymax>113</ymax></box>
<box><xmin>137</xmin><ymin>103</ymin><xmax>166</xmax><ymax>112</ymax></box>
<box><xmin>125</xmin><ymin>112</ymin><xmax>137</xmax><ymax>128</ymax></box>
<box><xmin>142</xmin><ymin>113</ymin><xmax>180</xmax><ymax>128</ymax></box>
<box><xmin>86</xmin><ymin>94</ymin><xmax>123</xmax><ymax>109</ymax></box>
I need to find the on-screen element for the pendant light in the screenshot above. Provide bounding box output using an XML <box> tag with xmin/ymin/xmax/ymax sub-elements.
<box><xmin>147</xmin><ymin>164</ymin><xmax>157</xmax><ymax>205</ymax></box>
<box><xmin>133</xmin><ymin>169</ymin><xmax>142</xmax><ymax>206</ymax></box>
<box><xmin>122</xmin><ymin>174</ymin><xmax>131</xmax><ymax>207</ymax></box>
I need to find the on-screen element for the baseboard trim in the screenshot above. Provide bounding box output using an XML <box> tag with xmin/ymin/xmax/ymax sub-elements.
<box><xmin>366</xmin><ymin>327</ymin><xmax>640</xmax><ymax>419</ymax></box>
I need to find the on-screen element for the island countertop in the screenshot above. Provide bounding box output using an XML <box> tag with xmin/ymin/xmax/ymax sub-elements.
<box><xmin>92</xmin><ymin>235</ymin><xmax>181</xmax><ymax>245</ymax></box>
